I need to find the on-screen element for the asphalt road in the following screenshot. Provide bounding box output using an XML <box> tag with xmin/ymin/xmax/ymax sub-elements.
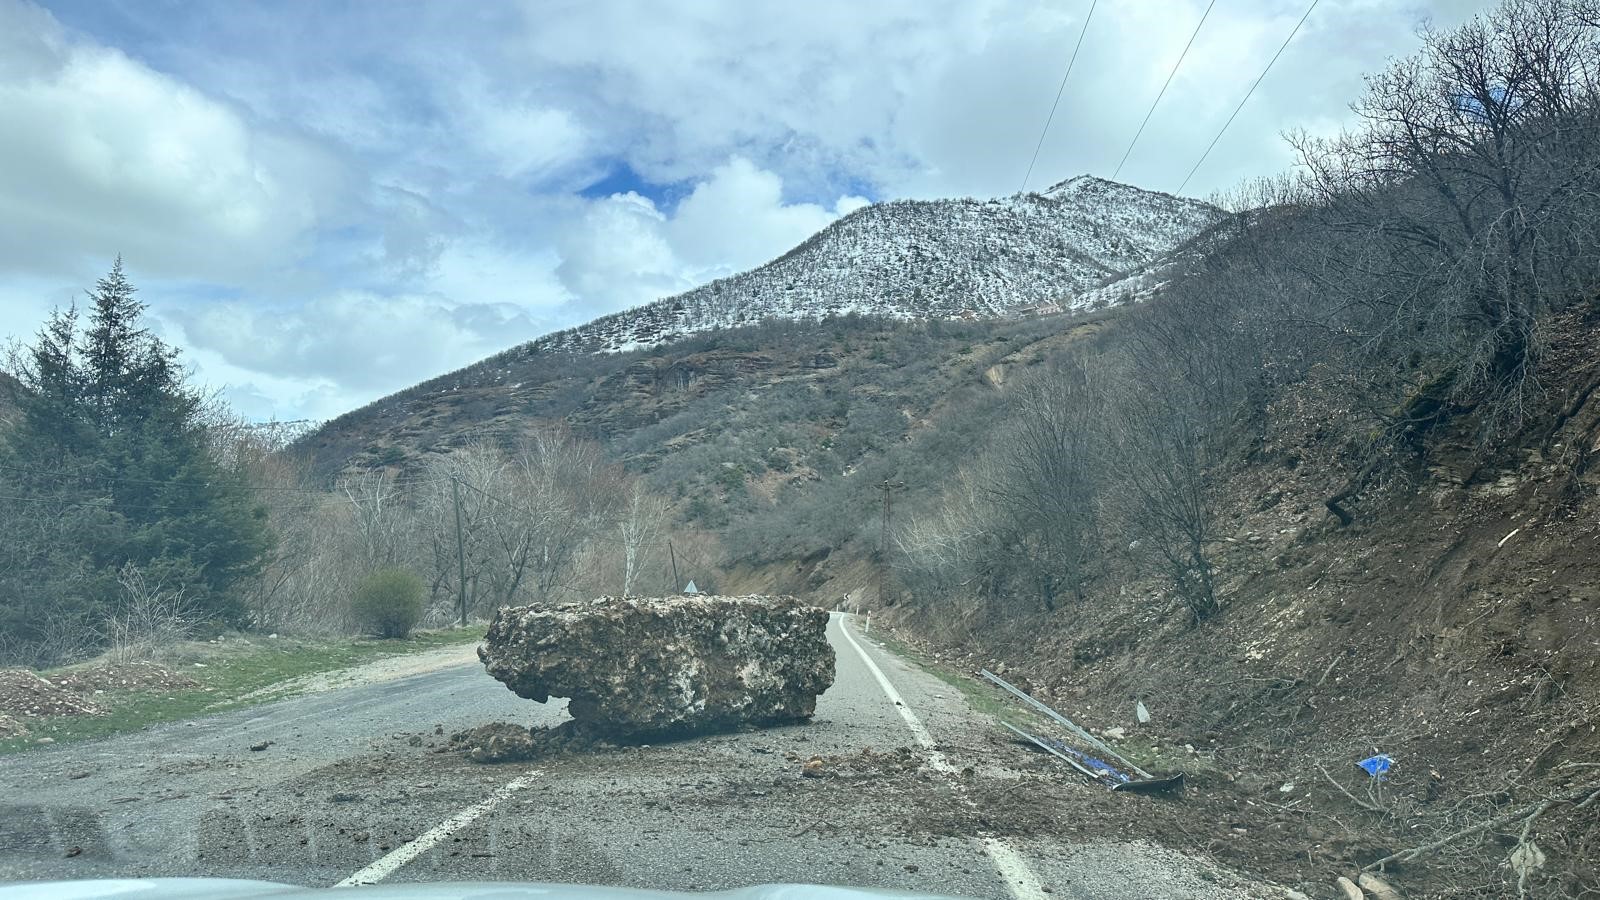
<box><xmin>0</xmin><ymin>615</ymin><xmax>1270</xmax><ymax>899</ymax></box>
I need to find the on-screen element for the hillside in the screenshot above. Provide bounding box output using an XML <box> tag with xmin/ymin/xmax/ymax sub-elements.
<box><xmin>292</xmin><ymin>311</ymin><xmax>1100</xmax><ymax>487</ymax></box>
<box><xmin>869</xmin><ymin>303</ymin><xmax>1600</xmax><ymax>897</ymax></box>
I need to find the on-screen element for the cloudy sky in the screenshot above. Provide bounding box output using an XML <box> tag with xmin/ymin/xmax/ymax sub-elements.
<box><xmin>0</xmin><ymin>0</ymin><xmax>1486</xmax><ymax>422</ymax></box>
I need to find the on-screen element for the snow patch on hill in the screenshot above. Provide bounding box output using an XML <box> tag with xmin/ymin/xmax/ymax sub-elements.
<box><xmin>527</xmin><ymin>176</ymin><xmax>1221</xmax><ymax>355</ymax></box>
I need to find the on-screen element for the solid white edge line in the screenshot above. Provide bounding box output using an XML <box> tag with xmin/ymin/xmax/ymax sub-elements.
<box><xmin>835</xmin><ymin>614</ymin><xmax>1049</xmax><ymax>900</ymax></box>
<box><xmin>333</xmin><ymin>770</ymin><xmax>542</xmax><ymax>887</ymax></box>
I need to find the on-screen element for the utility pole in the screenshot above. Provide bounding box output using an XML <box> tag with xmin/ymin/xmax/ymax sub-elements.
<box><xmin>668</xmin><ymin>539</ymin><xmax>681</xmax><ymax>594</ymax></box>
<box><xmin>451</xmin><ymin>475</ymin><xmax>468</xmax><ymax>627</ymax></box>
<box><xmin>877</xmin><ymin>479</ymin><xmax>904</xmax><ymax>605</ymax></box>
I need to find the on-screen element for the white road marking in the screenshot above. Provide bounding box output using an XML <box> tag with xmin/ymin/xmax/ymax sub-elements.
<box><xmin>333</xmin><ymin>770</ymin><xmax>542</xmax><ymax>887</ymax></box>
<box><xmin>835</xmin><ymin>614</ymin><xmax>1049</xmax><ymax>900</ymax></box>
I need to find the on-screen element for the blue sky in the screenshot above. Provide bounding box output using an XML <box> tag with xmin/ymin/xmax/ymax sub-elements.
<box><xmin>0</xmin><ymin>0</ymin><xmax>1486</xmax><ymax>422</ymax></box>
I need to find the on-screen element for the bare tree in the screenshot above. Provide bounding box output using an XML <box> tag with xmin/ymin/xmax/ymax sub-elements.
<box><xmin>893</xmin><ymin>468</ymin><xmax>996</xmax><ymax>598</ymax></box>
<box><xmin>416</xmin><ymin>428</ymin><xmax>630</xmax><ymax>616</ymax></box>
<box><xmin>1103</xmin><ymin>368</ymin><xmax>1221</xmax><ymax>623</ymax></box>
<box><xmin>617</xmin><ymin>479</ymin><xmax>668</xmax><ymax>596</ymax></box>
<box><xmin>340</xmin><ymin>471</ymin><xmax>418</xmax><ymax>575</ymax></box>
<box><xmin>981</xmin><ymin>364</ymin><xmax>1104</xmax><ymax>610</ymax></box>
<box><xmin>1292</xmin><ymin>0</ymin><xmax>1600</xmax><ymax>441</ymax></box>
<box><xmin>418</xmin><ymin>444</ymin><xmax>510</xmax><ymax>619</ymax></box>
<box><xmin>1098</xmin><ymin>289</ymin><xmax>1255</xmax><ymax>624</ymax></box>
<box><xmin>511</xmin><ymin>426</ymin><xmax>624</xmax><ymax>600</ymax></box>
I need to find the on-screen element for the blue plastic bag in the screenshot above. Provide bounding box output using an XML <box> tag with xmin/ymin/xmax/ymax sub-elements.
<box><xmin>1357</xmin><ymin>754</ymin><xmax>1394</xmax><ymax>779</ymax></box>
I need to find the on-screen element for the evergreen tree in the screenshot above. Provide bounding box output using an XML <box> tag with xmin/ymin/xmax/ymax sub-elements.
<box><xmin>0</xmin><ymin>261</ymin><xmax>275</xmax><ymax>664</ymax></box>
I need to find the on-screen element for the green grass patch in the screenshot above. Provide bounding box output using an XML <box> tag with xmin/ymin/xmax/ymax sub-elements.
<box><xmin>864</xmin><ymin>627</ymin><xmax>1052</xmax><ymax>733</ymax></box>
<box><xmin>1</xmin><ymin>625</ymin><xmax>485</xmax><ymax>755</ymax></box>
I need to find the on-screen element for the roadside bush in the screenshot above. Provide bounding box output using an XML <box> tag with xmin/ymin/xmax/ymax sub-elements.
<box><xmin>351</xmin><ymin>569</ymin><xmax>425</xmax><ymax>639</ymax></box>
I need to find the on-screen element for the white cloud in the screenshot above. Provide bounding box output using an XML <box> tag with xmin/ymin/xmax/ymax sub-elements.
<box><xmin>430</xmin><ymin>238</ymin><xmax>569</xmax><ymax>313</ymax></box>
<box><xmin>667</xmin><ymin>157</ymin><xmax>856</xmax><ymax>271</ymax></box>
<box><xmin>165</xmin><ymin>290</ymin><xmax>544</xmax><ymax>412</ymax></box>
<box><xmin>0</xmin><ymin>0</ymin><xmax>345</xmax><ymax>284</ymax></box>
<box><xmin>472</xmin><ymin>102</ymin><xmax>588</xmax><ymax>182</ymax></box>
<box><xmin>553</xmin><ymin>158</ymin><xmax>867</xmax><ymax>316</ymax></box>
<box><xmin>555</xmin><ymin>191</ymin><xmax>687</xmax><ymax>311</ymax></box>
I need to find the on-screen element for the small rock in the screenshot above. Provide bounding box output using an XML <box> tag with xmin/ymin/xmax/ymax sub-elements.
<box><xmin>1103</xmin><ymin>726</ymin><xmax>1126</xmax><ymax>740</ymax></box>
<box><xmin>904</xmin><ymin>864</ymin><xmax>919</xmax><ymax>874</ymax></box>
<box><xmin>1356</xmin><ymin>873</ymin><xmax>1402</xmax><ymax>900</ymax></box>
<box><xmin>801</xmin><ymin>757</ymin><xmax>826</xmax><ymax>778</ymax></box>
<box><xmin>36</xmin><ymin>737</ymin><xmax>54</xmax><ymax>744</ymax></box>
<box><xmin>64</xmin><ymin>847</ymin><xmax>82</xmax><ymax>858</ymax></box>
<box><xmin>249</xmin><ymin>740</ymin><xmax>272</xmax><ymax>752</ymax></box>
<box><xmin>1335</xmin><ymin>876</ymin><xmax>1365</xmax><ymax>900</ymax></box>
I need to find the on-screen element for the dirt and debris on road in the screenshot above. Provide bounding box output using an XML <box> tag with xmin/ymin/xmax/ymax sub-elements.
<box><xmin>177</xmin><ymin>718</ymin><xmax>1264</xmax><ymax>898</ymax></box>
<box><xmin>449</xmin><ymin>721</ymin><xmax>612</xmax><ymax>763</ymax></box>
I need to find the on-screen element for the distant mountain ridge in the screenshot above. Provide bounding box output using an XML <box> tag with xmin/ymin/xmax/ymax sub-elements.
<box><xmin>534</xmin><ymin>176</ymin><xmax>1222</xmax><ymax>354</ymax></box>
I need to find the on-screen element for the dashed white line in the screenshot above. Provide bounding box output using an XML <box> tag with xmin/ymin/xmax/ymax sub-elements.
<box><xmin>835</xmin><ymin>614</ymin><xmax>1049</xmax><ymax>900</ymax></box>
<box><xmin>333</xmin><ymin>770</ymin><xmax>542</xmax><ymax>887</ymax></box>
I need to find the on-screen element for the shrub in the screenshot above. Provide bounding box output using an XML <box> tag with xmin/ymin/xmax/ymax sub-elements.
<box><xmin>351</xmin><ymin>569</ymin><xmax>425</xmax><ymax>639</ymax></box>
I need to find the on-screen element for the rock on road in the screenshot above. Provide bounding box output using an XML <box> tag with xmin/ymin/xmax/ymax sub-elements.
<box><xmin>0</xmin><ymin>615</ymin><xmax>1270</xmax><ymax>899</ymax></box>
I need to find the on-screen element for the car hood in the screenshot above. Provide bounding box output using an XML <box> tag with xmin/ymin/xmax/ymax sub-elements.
<box><xmin>0</xmin><ymin>880</ymin><xmax>967</xmax><ymax>900</ymax></box>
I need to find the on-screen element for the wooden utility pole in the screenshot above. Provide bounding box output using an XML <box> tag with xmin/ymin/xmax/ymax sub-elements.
<box><xmin>451</xmin><ymin>475</ymin><xmax>468</xmax><ymax>626</ymax></box>
<box><xmin>877</xmin><ymin>479</ymin><xmax>903</xmax><ymax>605</ymax></box>
<box><xmin>668</xmin><ymin>539</ymin><xmax>681</xmax><ymax>594</ymax></box>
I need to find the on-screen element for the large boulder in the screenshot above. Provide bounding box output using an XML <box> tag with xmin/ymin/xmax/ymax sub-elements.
<box><xmin>478</xmin><ymin>594</ymin><xmax>836</xmax><ymax>739</ymax></box>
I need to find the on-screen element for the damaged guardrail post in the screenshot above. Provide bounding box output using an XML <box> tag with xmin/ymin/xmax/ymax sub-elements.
<box><xmin>981</xmin><ymin>668</ymin><xmax>1153</xmax><ymax>780</ymax></box>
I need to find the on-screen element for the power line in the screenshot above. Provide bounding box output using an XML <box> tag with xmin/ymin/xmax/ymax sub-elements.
<box><xmin>1176</xmin><ymin>0</ymin><xmax>1320</xmax><ymax>195</ymax></box>
<box><xmin>0</xmin><ymin>490</ymin><xmax>335</xmax><ymax>515</ymax></box>
<box><xmin>1111</xmin><ymin>0</ymin><xmax>1218</xmax><ymax>182</ymax></box>
<box><xmin>0</xmin><ymin>461</ymin><xmax>444</xmax><ymax>494</ymax></box>
<box><xmin>1020</xmin><ymin>0</ymin><xmax>1100</xmax><ymax>194</ymax></box>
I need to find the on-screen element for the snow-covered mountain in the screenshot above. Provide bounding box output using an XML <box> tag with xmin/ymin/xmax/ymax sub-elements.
<box><xmin>535</xmin><ymin>176</ymin><xmax>1223</xmax><ymax>354</ymax></box>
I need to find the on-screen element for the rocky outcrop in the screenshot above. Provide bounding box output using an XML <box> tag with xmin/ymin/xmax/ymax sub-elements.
<box><xmin>478</xmin><ymin>594</ymin><xmax>836</xmax><ymax>740</ymax></box>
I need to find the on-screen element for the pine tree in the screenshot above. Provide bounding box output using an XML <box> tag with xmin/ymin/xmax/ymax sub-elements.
<box><xmin>0</xmin><ymin>261</ymin><xmax>275</xmax><ymax>663</ymax></box>
<box><xmin>82</xmin><ymin>257</ymin><xmax>149</xmax><ymax>437</ymax></box>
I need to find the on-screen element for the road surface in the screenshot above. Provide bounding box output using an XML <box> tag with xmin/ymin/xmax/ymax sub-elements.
<box><xmin>0</xmin><ymin>615</ymin><xmax>1269</xmax><ymax>898</ymax></box>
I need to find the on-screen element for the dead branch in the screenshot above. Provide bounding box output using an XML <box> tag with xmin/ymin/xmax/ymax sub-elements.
<box><xmin>1319</xmin><ymin>763</ymin><xmax>1386</xmax><ymax>813</ymax></box>
<box><xmin>1363</xmin><ymin>781</ymin><xmax>1600</xmax><ymax>871</ymax></box>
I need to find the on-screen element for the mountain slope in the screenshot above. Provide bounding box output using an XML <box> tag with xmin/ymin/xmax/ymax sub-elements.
<box><xmin>537</xmin><ymin>176</ymin><xmax>1221</xmax><ymax>353</ymax></box>
<box><xmin>294</xmin><ymin>175</ymin><xmax>1219</xmax><ymax>477</ymax></box>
